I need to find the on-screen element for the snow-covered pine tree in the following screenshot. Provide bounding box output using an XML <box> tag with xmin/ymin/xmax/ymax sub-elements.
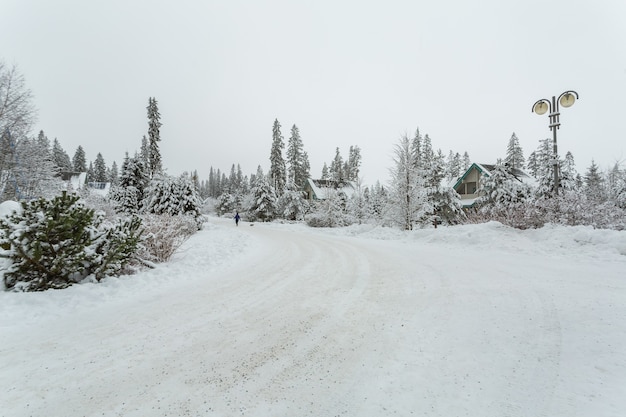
<box><xmin>607</xmin><ymin>163</ymin><xmax>626</xmax><ymax>209</ymax></box>
<box><xmin>109</xmin><ymin>161</ymin><xmax>119</xmax><ymax>186</ymax></box>
<box><xmin>446</xmin><ymin>151</ymin><xmax>461</xmax><ymax>181</ymax></box>
<box><xmin>347</xmin><ymin>145</ymin><xmax>362</xmax><ymax>182</ymax></box>
<box><xmin>278</xmin><ymin>184</ymin><xmax>309</xmax><ymax>221</ymax></box>
<box><xmin>476</xmin><ymin>163</ymin><xmax>535</xmax><ymax>228</ymax></box>
<box><xmin>143</xmin><ymin>173</ymin><xmax>204</xmax><ymax>228</ymax></box>
<box><xmin>140</xmin><ymin>135</ymin><xmax>150</xmax><ymax>168</ymax></box>
<box><xmin>329</xmin><ymin>147</ymin><xmax>344</xmax><ymax>182</ymax></box>
<box><xmin>109</xmin><ymin>154</ymin><xmax>149</xmax><ymax>215</ymax></box>
<box><xmin>560</xmin><ymin>151</ymin><xmax>578</xmax><ymax>191</ymax></box>
<box><xmin>321</xmin><ymin>163</ymin><xmax>329</xmax><ymax>180</ymax></box>
<box><xmin>504</xmin><ymin>132</ymin><xmax>525</xmax><ymax>169</ymax></box>
<box><xmin>248</xmin><ymin>168</ymin><xmax>277</xmax><ymax>222</ymax></box>
<box><xmin>94</xmin><ymin>153</ymin><xmax>107</xmax><ymax>182</ymax></box>
<box><xmin>269</xmin><ymin>119</ymin><xmax>286</xmax><ymax>196</ymax></box>
<box><xmin>533</xmin><ymin>138</ymin><xmax>556</xmax><ymax>198</ymax></box>
<box><xmin>72</xmin><ymin>145</ymin><xmax>87</xmax><ymax>172</ymax></box>
<box><xmin>146</xmin><ymin>97</ymin><xmax>162</xmax><ymax>179</ymax></box>
<box><xmin>51</xmin><ymin>137</ymin><xmax>72</xmax><ymax>173</ymax></box>
<box><xmin>87</xmin><ymin>162</ymin><xmax>95</xmax><ymax>183</ymax></box>
<box><xmin>0</xmin><ymin>192</ymin><xmax>142</xmax><ymax>291</ymax></box>
<box><xmin>462</xmin><ymin>151</ymin><xmax>471</xmax><ymax>172</ymax></box>
<box><xmin>583</xmin><ymin>160</ymin><xmax>606</xmax><ymax>203</ymax></box>
<box><xmin>287</xmin><ymin>124</ymin><xmax>307</xmax><ymax>188</ymax></box>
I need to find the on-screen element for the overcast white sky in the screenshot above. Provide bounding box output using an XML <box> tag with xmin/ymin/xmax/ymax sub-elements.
<box><xmin>2</xmin><ymin>0</ymin><xmax>625</xmax><ymax>185</ymax></box>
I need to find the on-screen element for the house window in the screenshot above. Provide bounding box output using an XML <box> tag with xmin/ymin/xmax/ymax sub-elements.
<box><xmin>456</xmin><ymin>181</ymin><xmax>477</xmax><ymax>195</ymax></box>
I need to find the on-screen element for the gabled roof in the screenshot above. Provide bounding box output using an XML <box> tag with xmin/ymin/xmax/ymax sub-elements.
<box><xmin>452</xmin><ymin>163</ymin><xmax>536</xmax><ymax>190</ymax></box>
<box><xmin>304</xmin><ymin>178</ymin><xmax>357</xmax><ymax>200</ymax></box>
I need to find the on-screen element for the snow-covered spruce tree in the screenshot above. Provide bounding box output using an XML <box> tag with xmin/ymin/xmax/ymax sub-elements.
<box><xmin>146</xmin><ymin>97</ymin><xmax>162</xmax><ymax>179</ymax></box>
<box><xmin>329</xmin><ymin>147</ymin><xmax>344</xmax><ymax>182</ymax></box>
<box><xmin>321</xmin><ymin>163</ymin><xmax>329</xmax><ymax>180</ymax></box>
<box><xmin>446</xmin><ymin>151</ymin><xmax>461</xmax><ymax>182</ymax></box>
<box><xmin>504</xmin><ymin>132</ymin><xmax>525</xmax><ymax>169</ymax></box>
<box><xmin>93</xmin><ymin>152</ymin><xmax>107</xmax><ymax>182</ymax></box>
<box><xmin>462</xmin><ymin>151</ymin><xmax>471</xmax><ymax>172</ymax></box>
<box><xmin>0</xmin><ymin>192</ymin><xmax>142</xmax><ymax>291</ymax></box>
<box><xmin>278</xmin><ymin>183</ymin><xmax>309</xmax><ymax>221</ymax></box>
<box><xmin>287</xmin><ymin>124</ymin><xmax>309</xmax><ymax>188</ymax></box>
<box><xmin>269</xmin><ymin>119</ymin><xmax>286</xmax><ymax>196</ymax></box>
<box><xmin>560</xmin><ymin>151</ymin><xmax>579</xmax><ymax>192</ymax></box>
<box><xmin>607</xmin><ymin>162</ymin><xmax>626</xmax><ymax>209</ymax></box>
<box><xmin>109</xmin><ymin>154</ymin><xmax>149</xmax><ymax>215</ymax></box>
<box><xmin>109</xmin><ymin>161</ymin><xmax>119</xmax><ymax>186</ymax></box>
<box><xmin>583</xmin><ymin>160</ymin><xmax>606</xmax><ymax>203</ymax></box>
<box><xmin>247</xmin><ymin>171</ymin><xmax>277</xmax><ymax>222</ymax></box>
<box><xmin>366</xmin><ymin>181</ymin><xmax>388</xmax><ymax>224</ymax></box>
<box><xmin>51</xmin><ymin>137</ymin><xmax>72</xmax><ymax>173</ymax></box>
<box><xmin>346</xmin><ymin>179</ymin><xmax>367</xmax><ymax>224</ymax></box>
<box><xmin>532</xmin><ymin>138</ymin><xmax>556</xmax><ymax>198</ymax></box>
<box><xmin>72</xmin><ymin>145</ymin><xmax>87</xmax><ymax>173</ymax></box>
<box><xmin>215</xmin><ymin>192</ymin><xmax>236</xmax><ymax>216</ymax></box>
<box><xmin>346</xmin><ymin>145</ymin><xmax>362</xmax><ymax>182</ymax></box>
<box><xmin>143</xmin><ymin>173</ymin><xmax>204</xmax><ymax>229</ymax></box>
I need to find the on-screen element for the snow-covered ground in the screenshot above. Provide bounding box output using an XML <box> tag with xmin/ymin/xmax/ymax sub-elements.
<box><xmin>1</xmin><ymin>217</ymin><xmax>625</xmax><ymax>417</ymax></box>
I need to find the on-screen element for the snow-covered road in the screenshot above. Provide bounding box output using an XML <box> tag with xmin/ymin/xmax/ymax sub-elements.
<box><xmin>1</xmin><ymin>218</ymin><xmax>625</xmax><ymax>416</ymax></box>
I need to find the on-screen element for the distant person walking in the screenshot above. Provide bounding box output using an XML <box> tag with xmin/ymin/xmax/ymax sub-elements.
<box><xmin>234</xmin><ymin>212</ymin><xmax>241</xmax><ymax>226</ymax></box>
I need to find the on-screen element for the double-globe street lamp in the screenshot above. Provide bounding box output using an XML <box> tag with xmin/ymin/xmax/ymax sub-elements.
<box><xmin>532</xmin><ymin>90</ymin><xmax>579</xmax><ymax>195</ymax></box>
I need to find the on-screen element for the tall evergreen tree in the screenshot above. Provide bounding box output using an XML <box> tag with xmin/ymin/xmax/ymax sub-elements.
<box><xmin>146</xmin><ymin>97</ymin><xmax>162</xmax><ymax>179</ymax></box>
<box><xmin>321</xmin><ymin>163</ymin><xmax>329</xmax><ymax>180</ymax></box>
<box><xmin>72</xmin><ymin>146</ymin><xmax>87</xmax><ymax>172</ymax></box>
<box><xmin>560</xmin><ymin>151</ymin><xmax>578</xmax><ymax>191</ymax></box>
<box><xmin>504</xmin><ymin>132</ymin><xmax>525</xmax><ymax>169</ymax></box>
<box><xmin>109</xmin><ymin>161</ymin><xmax>119</xmax><ymax>185</ymax></box>
<box><xmin>462</xmin><ymin>151</ymin><xmax>471</xmax><ymax>171</ymax></box>
<box><xmin>110</xmin><ymin>154</ymin><xmax>149</xmax><ymax>214</ymax></box>
<box><xmin>583</xmin><ymin>160</ymin><xmax>606</xmax><ymax>202</ymax></box>
<box><xmin>347</xmin><ymin>145</ymin><xmax>362</xmax><ymax>182</ymax></box>
<box><xmin>269</xmin><ymin>119</ymin><xmax>286</xmax><ymax>195</ymax></box>
<box><xmin>329</xmin><ymin>147</ymin><xmax>344</xmax><ymax>182</ymax></box>
<box><xmin>248</xmin><ymin>166</ymin><xmax>277</xmax><ymax>221</ymax></box>
<box><xmin>93</xmin><ymin>152</ymin><xmax>107</xmax><ymax>182</ymax></box>
<box><xmin>51</xmin><ymin>137</ymin><xmax>72</xmax><ymax>173</ymax></box>
<box><xmin>446</xmin><ymin>151</ymin><xmax>461</xmax><ymax>181</ymax></box>
<box><xmin>286</xmin><ymin>124</ymin><xmax>308</xmax><ymax>188</ymax></box>
<box><xmin>140</xmin><ymin>135</ymin><xmax>150</xmax><ymax>167</ymax></box>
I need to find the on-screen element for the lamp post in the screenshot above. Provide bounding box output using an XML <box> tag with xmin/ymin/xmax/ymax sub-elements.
<box><xmin>532</xmin><ymin>90</ymin><xmax>579</xmax><ymax>195</ymax></box>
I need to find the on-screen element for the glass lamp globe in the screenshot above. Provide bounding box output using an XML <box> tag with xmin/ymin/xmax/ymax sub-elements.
<box><xmin>560</xmin><ymin>93</ymin><xmax>576</xmax><ymax>108</ymax></box>
<box><xmin>533</xmin><ymin>101</ymin><xmax>549</xmax><ymax>115</ymax></box>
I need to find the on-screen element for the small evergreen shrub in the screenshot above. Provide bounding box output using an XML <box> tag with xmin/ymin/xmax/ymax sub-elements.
<box><xmin>0</xmin><ymin>193</ymin><xmax>143</xmax><ymax>291</ymax></box>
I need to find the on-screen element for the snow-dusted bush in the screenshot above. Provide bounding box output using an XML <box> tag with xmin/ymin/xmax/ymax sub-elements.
<box><xmin>138</xmin><ymin>214</ymin><xmax>198</xmax><ymax>263</ymax></box>
<box><xmin>0</xmin><ymin>192</ymin><xmax>142</xmax><ymax>291</ymax></box>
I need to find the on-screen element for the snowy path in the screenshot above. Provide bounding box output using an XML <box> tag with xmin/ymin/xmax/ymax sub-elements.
<box><xmin>1</xmin><ymin>218</ymin><xmax>625</xmax><ymax>416</ymax></box>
